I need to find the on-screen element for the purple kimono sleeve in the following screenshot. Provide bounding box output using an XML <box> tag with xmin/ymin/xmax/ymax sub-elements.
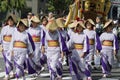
<box><xmin>114</xmin><ymin>35</ymin><xmax>119</xmax><ymax>51</ymax></box>
<box><xmin>59</xmin><ymin>31</ymin><xmax>69</xmax><ymax>55</ymax></box>
<box><xmin>86</xmin><ymin>36</ymin><xmax>89</xmax><ymax>54</ymax></box>
<box><xmin>27</xmin><ymin>33</ymin><xmax>35</xmax><ymax>51</ymax></box>
<box><xmin>41</xmin><ymin>30</ymin><xmax>46</xmax><ymax>46</ymax></box>
<box><xmin>96</xmin><ymin>34</ymin><xmax>102</xmax><ymax>51</ymax></box>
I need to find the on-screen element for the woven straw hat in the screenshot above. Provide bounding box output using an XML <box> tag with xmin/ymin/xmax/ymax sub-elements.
<box><xmin>31</xmin><ymin>16</ymin><xmax>40</xmax><ymax>23</ymax></box>
<box><xmin>56</xmin><ymin>18</ymin><xmax>65</xmax><ymax>28</ymax></box>
<box><xmin>85</xmin><ymin>19</ymin><xmax>95</xmax><ymax>26</ymax></box>
<box><xmin>68</xmin><ymin>20</ymin><xmax>85</xmax><ymax>28</ymax></box>
<box><xmin>16</xmin><ymin>19</ymin><xmax>28</xmax><ymax>27</ymax></box>
<box><xmin>46</xmin><ymin>19</ymin><xmax>58</xmax><ymax>31</ymax></box>
<box><xmin>6</xmin><ymin>14</ymin><xmax>17</xmax><ymax>23</ymax></box>
<box><xmin>103</xmin><ymin>19</ymin><xmax>113</xmax><ymax>29</ymax></box>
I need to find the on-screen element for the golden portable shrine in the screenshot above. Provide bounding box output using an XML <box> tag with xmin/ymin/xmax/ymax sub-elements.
<box><xmin>65</xmin><ymin>0</ymin><xmax>111</xmax><ymax>26</ymax></box>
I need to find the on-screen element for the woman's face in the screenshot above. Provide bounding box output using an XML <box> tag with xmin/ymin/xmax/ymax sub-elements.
<box><xmin>42</xmin><ymin>18</ymin><xmax>48</xmax><ymax>26</ymax></box>
<box><xmin>76</xmin><ymin>24</ymin><xmax>83</xmax><ymax>33</ymax></box>
<box><xmin>32</xmin><ymin>21</ymin><xmax>38</xmax><ymax>28</ymax></box>
<box><xmin>27</xmin><ymin>14</ymin><xmax>32</xmax><ymax>19</ymax></box>
<box><xmin>18</xmin><ymin>23</ymin><xmax>27</xmax><ymax>32</ymax></box>
<box><xmin>86</xmin><ymin>22</ymin><xmax>92</xmax><ymax>29</ymax></box>
<box><xmin>8</xmin><ymin>19</ymin><xmax>14</xmax><ymax>26</ymax></box>
<box><xmin>48</xmin><ymin>13</ymin><xmax>53</xmax><ymax>19</ymax></box>
<box><xmin>106</xmin><ymin>25</ymin><xmax>113</xmax><ymax>32</ymax></box>
<box><xmin>96</xmin><ymin>17</ymin><xmax>101</xmax><ymax>23</ymax></box>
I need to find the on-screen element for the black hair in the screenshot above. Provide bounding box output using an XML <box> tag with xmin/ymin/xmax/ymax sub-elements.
<box><xmin>7</xmin><ymin>16</ymin><xmax>15</xmax><ymax>23</ymax></box>
<box><xmin>41</xmin><ymin>16</ymin><xmax>48</xmax><ymax>22</ymax></box>
<box><xmin>85</xmin><ymin>21</ymin><xmax>94</xmax><ymax>28</ymax></box>
<box><xmin>5</xmin><ymin>16</ymin><xmax>16</xmax><ymax>25</ymax></box>
<box><xmin>96</xmin><ymin>16</ymin><xmax>102</xmax><ymax>20</ymax></box>
<box><xmin>18</xmin><ymin>21</ymin><xmax>28</xmax><ymax>29</ymax></box>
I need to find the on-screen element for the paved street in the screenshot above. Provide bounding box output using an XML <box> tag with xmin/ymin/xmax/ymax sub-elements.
<box><xmin>0</xmin><ymin>53</ymin><xmax>120</xmax><ymax>80</ymax></box>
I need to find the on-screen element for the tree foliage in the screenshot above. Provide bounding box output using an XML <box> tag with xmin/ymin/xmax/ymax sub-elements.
<box><xmin>47</xmin><ymin>0</ymin><xmax>73</xmax><ymax>15</ymax></box>
<box><xmin>0</xmin><ymin>0</ymin><xmax>26</xmax><ymax>12</ymax></box>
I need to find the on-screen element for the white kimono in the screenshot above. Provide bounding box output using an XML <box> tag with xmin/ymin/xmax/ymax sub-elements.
<box><xmin>100</xmin><ymin>32</ymin><xmax>119</xmax><ymax>75</ymax></box>
<box><xmin>9</xmin><ymin>28</ymin><xmax>34</xmax><ymax>78</ymax></box>
<box><xmin>84</xmin><ymin>29</ymin><xmax>102</xmax><ymax>66</ymax></box>
<box><xmin>67</xmin><ymin>32</ymin><xmax>90</xmax><ymax>80</ymax></box>
<box><xmin>27</xmin><ymin>26</ymin><xmax>44</xmax><ymax>72</ymax></box>
<box><xmin>43</xmin><ymin>30</ymin><xmax>64</xmax><ymax>79</ymax></box>
<box><xmin>0</xmin><ymin>25</ymin><xmax>15</xmax><ymax>75</ymax></box>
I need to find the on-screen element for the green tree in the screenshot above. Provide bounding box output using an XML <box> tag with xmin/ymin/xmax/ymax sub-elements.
<box><xmin>0</xmin><ymin>0</ymin><xmax>26</xmax><ymax>12</ymax></box>
<box><xmin>47</xmin><ymin>0</ymin><xmax>73</xmax><ymax>15</ymax></box>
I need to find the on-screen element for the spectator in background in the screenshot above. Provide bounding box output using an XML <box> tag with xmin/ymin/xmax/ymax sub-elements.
<box><xmin>95</xmin><ymin>16</ymin><xmax>104</xmax><ymax>36</ymax></box>
<box><xmin>27</xmin><ymin>12</ymin><xmax>33</xmax><ymax>27</ymax></box>
<box><xmin>112</xmin><ymin>20</ymin><xmax>118</xmax><ymax>36</ymax></box>
<box><xmin>117</xmin><ymin>18</ymin><xmax>120</xmax><ymax>41</ymax></box>
<box><xmin>40</xmin><ymin>16</ymin><xmax>48</xmax><ymax>31</ymax></box>
<box><xmin>47</xmin><ymin>12</ymin><xmax>55</xmax><ymax>22</ymax></box>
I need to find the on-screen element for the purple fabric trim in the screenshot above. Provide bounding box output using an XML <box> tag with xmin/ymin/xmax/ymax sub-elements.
<box><xmin>27</xmin><ymin>58</ymin><xmax>36</xmax><ymax>74</ymax></box>
<box><xmin>23</xmin><ymin>61</ymin><xmax>27</xmax><ymax>69</ymax></box>
<box><xmin>27</xmin><ymin>33</ymin><xmax>35</xmax><ymax>51</ymax></box>
<box><xmin>5</xmin><ymin>67</ymin><xmax>9</xmax><ymax>75</ymax></box>
<box><xmin>47</xmin><ymin>59</ymin><xmax>57</xmax><ymax>79</ymax></box>
<box><xmin>41</xmin><ymin>30</ymin><xmax>46</xmax><ymax>46</ymax></box>
<box><xmin>86</xmin><ymin>36</ymin><xmax>89</xmax><ymax>54</ymax></box>
<box><xmin>56</xmin><ymin>61</ymin><xmax>62</xmax><ymax>76</ymax></box>
<box><xmin>49</xmin><ymin>66</ymin><xmax>57</xmax><ymax>78</ymax></box>
<box><xmin>14</xmin><ymin>61</ymin><xmax>24</xmax><ymax>78</ymax></box>
<box><xmin>59</xmin><ymin>31</ymin><xmax>69</xmax><ymax>54</ymax></box>
<box><xmin>84</xmin><ymin>69</ymin><xmax>91</xmax><ymax>77</ymax></box>
<box><xmin>56</xmin><ymin>66</ymin><xmax>62</xmax><ymax>76</ymax></box>
<box><xmin>31</xmin><ymin>58</ymin><xmax>42</xmax><ymax>71</ymax></box>
<box><xmin>114</xmin><ymin>35</ymin><xmax>119</xmax><ymax>50</ymax></box>
<box><xmin>15</xmin><ymin>73</ymin><xmax>19</xmax><ymax>78</ymax></box>
<box><xmin>66</xmin><ymin>33</ymin><xmax>70</xmax><ymax>41</ymax></box>
<box><xmin>71</xmin><ymin>60</ymin><xmax>78</xmax><ymax>74</ymax></box>
<box><xmin>40</xmin><ymin>54</ymin><xmax>47</xmax><ymax>65</ymax></box>
<box><xmin>2</xmin><ymin>52</ymin><xmax>6</xmax><ymax>62</ymax></box>
<box><xmin>84</xmin><ymin>62</ymin><xmax>91</xmax><ymax>77</ymax></box>
<box><xmin>71</xmin><ymin>58</ymin><xmax>82</xmax><ymax>79</ymax></box>
<box><xmin>96</xmin><ymin>34</ymin><xmax>102</xmax><ymax>51</ymax></box>
<box><xmin>2</xmin><ymin>51</ymin><xmax>13</xmax><ymax>74</ymax></box>
<box><xmin>68</xmin><ymin>57</ymin><xmax>73</xmax><ymax>74</ymax></box>
<box><xmin>50</xmin><ymin>73</ymin><xmax>52</xmax><ymax>80</ymax></box>
<box><xmin>100</xmin><ymin>54</ymin><xmax>112</xmax><ymax>74</ymax></box>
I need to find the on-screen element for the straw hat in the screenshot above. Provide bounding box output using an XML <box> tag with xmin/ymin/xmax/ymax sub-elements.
<box><xmin>31</xmin><ymin>16</ymin><xmax>40</xmax><ymax>23</ymax></box>
<box><xmin>56</xmin><ymin>18</ymin><xmax>65</xmax><ymax>28</ymax></box>
<box><xmin>46</xmin><ymin>19</ymin><xmax>58</xmax><ymax>31</ymax></box>
<box><xmin>16</xmin><ymin>19</ymin><xmax>28</xmax><ymax>27</ymax></box>
<box><xmin>28</xmin><ymin>12</ymin><xmax>32</xmax><ymax>15</ymax></box>
<box><xmin>6</xmin><ymin>14</ymin><xmax>17</xmax><ymax>23</ymax></box>
<box><xmin>85</xmin><ymin>19</ymin><xmax>95</xmax><ymax>26</ymax></box>
<box><xmin>103</xmin><ymin>19</ymin><xmax>113</xmax><ymax>29</ymax></box>
<box><xmin>68</xmin><ymin>20</ymin><xmax>85</xmax><ymax>28</ymax></box>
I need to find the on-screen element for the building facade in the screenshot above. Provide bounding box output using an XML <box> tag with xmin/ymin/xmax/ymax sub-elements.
<box><xmin>110</xmin><ymin>0</ymin><xmax>120</xmax><ymax>19</ymax></box>
<box><xmin>26</xmin><ymin>0</ymin><xmax>47</xmax><ymax>15</ymax></box>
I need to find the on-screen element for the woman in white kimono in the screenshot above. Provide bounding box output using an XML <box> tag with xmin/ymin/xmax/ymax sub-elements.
<box><xmin>67</xmin><ymin>21</ymin><xmax>91</xmax><ymax>80</ymax></box>
<box><xmin>56</xmin><ymin>18</ymin><xmax>70</xmax><ymax>66</ymax></box>
<box><xmin>84</xmin><ymin>19</ymin><xmax>102</xmax><ymax>69</ymax></box>
<box><xmin>27</xmin><ymin>16</ymin><xmax>44</xmax><ymax>75</ymax></box>
<box><xmin>0</xmin><ymin>14</ymin><xmax>16</xmax><ymax>80</ymax></box>
<box><xmin>9</xmin><ymin>19</ymin><xmax>35</xmax><ymax>80</ymax></box>
<box><xmin>41</xmin><ymin>19</ymin><xmax>67</xmax><ymax>80</ymax></box>
<box><xmin>40</xmin><ymin>16</ymin><xmax>48</xmax><ymax>32</ymax></box>
<box><xmin>40</xmin><ymin>16</ymin><xmax>48</xmax><ymax>69</ymax></box>
<box><xmin>100</xmin><ymin>20</ymin><xmax>119</xmax><ymax>78</ymax></box>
